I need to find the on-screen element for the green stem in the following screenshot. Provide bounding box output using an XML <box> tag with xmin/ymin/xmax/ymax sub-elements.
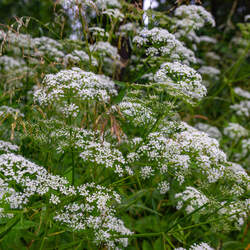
<box><xmin>71</xmin><ymin>148</ymin><xmax>75</xmax><ymax>186</ymax></box>
<box><xmin>78</xmin><ymin>3</ymin><xmax>93</xmax><ymax>70</ymax></box>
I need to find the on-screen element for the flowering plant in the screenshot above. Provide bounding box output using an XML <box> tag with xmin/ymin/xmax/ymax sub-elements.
<box><xmin>0</xmin><ymin>1</ymin><xmax>249</xmax><ymax>249</ymax></box>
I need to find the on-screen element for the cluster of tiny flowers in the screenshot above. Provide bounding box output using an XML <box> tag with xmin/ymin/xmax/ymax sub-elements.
<box><xmin>34</xmin><ymin>67</ymin><xmax>118</xmax><ymax>106</ymax></box>
<box><xmin>190</xmin><ymin>242</ymin><xmax>215</xmax><ymax>250</ymax></box>
<box><xmin>0</xmin><ymin>153</ymin><xmax>132</xmax><ymax>247</ymax></box>
<box><xmin>89</xmin><ymin>27</ymin><xmax>109</xmax><ymax>39</ymax></box>
<box><xmin>95</xmin><ymin>0</ymin><xmax>121</xmax><ymax>10</ymax></box>
<box><xmin>0</xmin><ymin>55</ymin><xmax>32</xmax><ymax>90</ymax></box>
<box><xmin>103</xmin><ymin>8</ymin><xmax>124</xmax><ymax>21</ymax></box>
<box><xmin>0</xmin><ymin>105</ymin><xmax>24</xmax><ymax>118</ymax></box>
<box><xmin>140</xmin><ymin>166</ymin><xmax>154</xmax><ymax>179</ymax></box>
<box><xmin>59</xmin><ymin>103</ymin><xmax>80</xmax><ymax>118</ymax></box>
<box><xmin>118</xmin><ymin>22</ymin><xmax>137</xmax><ymax>36</ymax></box>
<box><xmin>173</xmin><ymin>22</ymin><xmax>200</xmax><ymax>41</ymax></box>
<box><xmin>174</xmin><ymin>5</ymin><xmax>215</xmax><ymax>29</ymax></box>
<box><xmin>173</xmin><ymin>5</ymin><xmax>215</xmax><ymax>43</ymax></box>
<box><xmin>0</xmin><ymin>140</ymin><xmax>19</xmax><ymax>153</ymax></box>
<box><xmin>126</xmin><ymin>121</ymin><xmax>228</xmax><ymax>188</ymax></box>
<box><xmin>49</xmin><ymin>126</ymin><xmax>133</xmax><ymax>176</ymax></box>
<box><xmin>154</xmin><ymin>62</ymin><xmax>206</xmax><ymax>104</ymax></box>
<box><xmin>205</xmin><ymin>52</ymin><xmax>221</xmax><ymax>61</ymax></box>
<box><xmin>227</xmin><ymin>162</ymin><xmax>249</xmax><ymax>185</ymax></box>
<box><xmin>90</xmin><ymin>41</ymin><xmax>120</xmax><ymax>60</ymax></box>
<box><xmin>157</xmin><ymin>181</ymin><xmax>170</xmax><ymax>194</ymax></box>
<box><xmin>234</xmin><ymin>87</ymin><xmax>250</xmax><ymax>99</ymax></box>
<box><xmin>0</xmin><ymin>30</ymin><xmax>33</xmax><ymax>49</ymax></box>
<box><xmin>195</xmin><ymin>123</ymin><xmax>222</xmax><ymax>140</ymax></box>
<box><xmin>198</xmin><ymin>66</ymin><xmax>221</xmax><ymax>76</ymax></box>
<box><xmin>64</xmin><ymin>50</ymin><xmax>98</xmax><ymax>66</ymax></box>
<box><xmin>231</xmin><ymin>100</ymin><xmax>250</xmax><ymax>117</ymax></box>
<box><xmin>0</xmin><ymin>55</ymin><xmax>26</xmax><ymax>71</ymax></box>
<box><xmin>0</xmin><ymin>153</ymin><xmax>75</xmax><ymax>210</ymax></box>
<box><xmin>218</xmin><ymin>200</ymin><xmax>249</xmax><ymax>228</ymax></box>
<box><xmin>223</xmin><ymin>123</ymin><xmax>248</xmax><ymax>140</ymax></box>
<box><xmin>175</xmin><ymin>186</ymin><xmax>209</xmax><ymax>214</ymax></box>
<box><xmin>59</xmin><ymin>0</ymin><xmax>96</xmax><ymax>10</ymax></box>
<box><xmin>175</xmin><ymin>123</ymin><xmax>227</xmax><ymax>164</ymax></box>
<box><xmin>133</xmin><ymin>27</ymin><xmax>196</xmax><ymax>65</ymax></box>
<box><xmin>241</xmin><ymin>139</ymin><xmax>250</xmax><ymax>159</ymax></box>
<box><xmin>60</xmin><ymin>0</ymin><xmax>121</xmax><ymax>16</ymax></box>
<box><xmin>54</xmin><ymin>183</ymin><xmax>133</xmax><ymax>248</ymax></box>
<box><xmin>0</xmin><ymin>30</ymin><xmax>65</xmax><ymax>61</ymax></box>
<box><xmin>115</xmin><ymin>96</ymin><xmax>156</xmax><ymax>127</ymax></box>
<box><xmin>199</xmin><ymin>35</ymin><xmax>217</xmax><ymax>44</ymax></box>
<box><xmin>175</xmin><ymin>242</ymin><xmax>214</xmax><ymax>250</ymax></box>
<box><xmin>229</xmin><ymin>87</ymin><xmax>250</xmax><ymax>120</ymax></box>
<box><xmin>79</xmin><ymin>139</ymin><xmax>133</xmax><ymax>176</ymax></box>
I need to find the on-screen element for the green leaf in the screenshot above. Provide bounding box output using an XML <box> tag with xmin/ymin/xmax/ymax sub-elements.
<box><xmin>14</xmin><ymin>220</ymin><xmax>37</xmax><ymax>230</ymax></box>
<box><xmin>0</xmin><ymin>215</ymin><xmax>21</xmax><ymax>241</ymax></box>
<box><xmin>143</xmin><ymin>240</ymin><xmax>152</xmax><ymax>250</ymax></box>
<box><xmin>111</xmin><ymin>86</ymin><xmax>127</xmax><ymax>105</ymax></box>
<box><xmin>222</xmin><ymin>241</ymin><xmax>245</xmax><ymax>250</ymax></box>
<box><xmin>131</xmin><ymin>204</ymin><xmax>162</xmax><ymax>216</ymax></box>
<box><xmin>153</xmin><ymin>237</ymin><xmax>164</xmax><ymax>250</ymax></box>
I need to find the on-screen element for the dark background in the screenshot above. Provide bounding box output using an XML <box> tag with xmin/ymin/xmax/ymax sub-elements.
<box><xmin>0</xmin><ymin>0</ymin><xmax>249</xmax><ymax>30</ymax></box>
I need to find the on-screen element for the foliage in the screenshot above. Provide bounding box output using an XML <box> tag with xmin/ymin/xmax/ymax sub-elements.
<box><xmin>0</xmin><ymin>0</ymin><xmax>249</xmax><ymax>249</ymax></box>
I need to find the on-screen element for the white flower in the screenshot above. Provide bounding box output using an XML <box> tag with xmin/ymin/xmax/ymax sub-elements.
<box><xmin>157</xmin><ymin>181</ymin><xmax>170</xmax><ymax>194</ymax></box>
<box><xmin>140</xmin><ymin>166</ymin><xmax>154</xmax><ymax>179</ymax></box>
<box><xmin>50</xmin><ymin>194</ymin><xmax>61</xmax><ymax>205</ymax></box>
<box><xmin>0</xmin><ymin>30</ymin><xmax>65</xmax><ymax>61</ymax></box>
<box><xmin>0</xmin><ymin>153</ymin><xmax>132</xmax><ymax>247</ymax></box>
<box><xmin>206</xmin><ymin>52</ymin><xmax>221</xmax><ymax>61</ymax></box>
<box><xmin>175</xmin><ymin>187</ymin><xmax>209</xmax><ymax>214</ymax></box>
<box><xmin>244</xmin><ymin>14</ymin><xmax>250</xmax><ymax>22</ymax></box>
<box><xmin>0</xmin><ymin>106</ymin><xmax>24</xmax><ymax>118</ymax></box>
<box><xmin>0</xmin><ymin>56</ymin><xmax>25</xmax><ymax>71</ymax></box>
<box><xmin>199</xmin><ymin>36</ymin><xmax>217</xmax><ymax>44</ymax></box>
<box><xmin>59</xmin><ymin>103</ymin><xmax>80</xmax><ymax>118</ymax></box>
<box><xmin>133</xmin><ymin>27</ymin><xmax>196</xmax><ymax>65</ymax></box>
<box><xmin>49</xmin><ymin>125</ymin><xmax>132</xmax><ymax>176</ymax></box>
<box><xmin>195</xmin><ymin>123</ymin><xmax>222</xmax><ymax>140</ymax></box>
<box><xmin>90</xmin><ymin>41</ymin><xmax>120</xmax><ymax>60</ymax></box>
<box><xmin>96</xmin><ymin>0</ymin><xmax>121</xmax><ymax>10</ymax></box>
<box><xmin>119</xmin><ymin>22</ymin><xmax>137</xmax><ymax>34</ymax></box>
<box><xmin>175</xmin><ymin>242</ymin><xmax>214</xmax><ymax>250</ymax></box>
<box><xmin>190</xmin><ymin>242</ymin><xmax>214</xmax><ymax>250</ymax></box>
<box><xmin>223</xmin><ymin>123</ymin><xmax>248</xmax><ymax>139</ymax></box>
<box><xmin>103</xmin><ymin>8</ymin><xmax>124</xmax><ymax>21</ymax></box>
<box><xmin>198</xmin><ymin>66</ymin><xmax>220</xmax><ymax>76</ymax></box>
<box><xmin>174</xmin><ymin>5</ymin><xmax>215</xmax><ymax>28</ymax></box>
<box><xmin>154</xmin><ymin>62</ymin><xmax>206</xmax><ymax>104</ymax></box>
<box><xmin>218</xmin><ymin>200</ymin><xmax>249</xmax><ymax>229</ymax></box>
<box><xmin>89</xmin><ymin>27</ymin><xmax>109</xmax><ymax>38</ymax></box>
<box><xmin>241</xmin><ymin>139</ymin><xmax>250</xmax><ymax>158</ymax></box>
<box><xmin>117</xmin><ymin>97</ymin><xmax>156</xmax><ymax>127</ymax></box>
<box><xmin>0</xmin><ymin>140</ymin><xmax>19</xmax><ymax>153</ymax></box>
<box><xmin>231</xmin><ymin>101</ymin><xmax>250</xmax><ymax>117</ymax></box>
<box><xmin>234</xmin><ymin>87</ymin><xmax>250</xmax><ymax>99</ymax></box>
<box><xmin>72</xmin><ymin>50</ymin><xmax>98</xmax><ymax>66</ymax></box>
<box><xmin>34</xmin><ymin>67</ymin><xmax>118</xmax><ymax>106</ymax></box>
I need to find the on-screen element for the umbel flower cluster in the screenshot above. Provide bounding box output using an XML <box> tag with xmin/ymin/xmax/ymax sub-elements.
<box><xmin>0</xmin><ymin>149</ymin><xmax>132</xmax><ymax>248</ymax></box>
<box><xmin>0</xmin><ymin>1</ymin><xmax>249</xmax><ymax>249</ymax></box>
<box><xmin>133</xmin><ymin>27</ymin><xmax>196</xmax><ymax>65</ymax></box>
<box><xmin>153</xmin><ymin>62</ymin><xmax>206</xmax><ymax>104</ymax></box>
